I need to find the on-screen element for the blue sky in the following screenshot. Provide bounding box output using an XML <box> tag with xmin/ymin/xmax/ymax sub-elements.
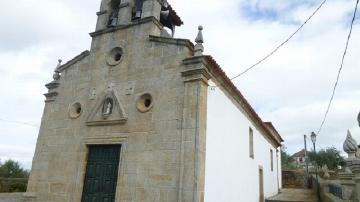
<box><xmin>239</xmin><ymin>0</ymin><xmax>320</xmax><ymax>22</ymax></box>
<box><xmin>0</xmin><ymin>0</ymin><xmax>359</xmax><ymax>169</ymax></box>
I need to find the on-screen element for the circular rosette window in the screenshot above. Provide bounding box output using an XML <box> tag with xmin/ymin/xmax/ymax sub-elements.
<box><xmin>136</xmin><ymin>93</ymin><xmax>154</xmax><ymax>113</ymax></box>
<box><xmin>69</xmin><ymin>102</ymin><xmax>82</xmax><ymax>119</ymax></box>
<box><xmin>106</xmin><ymin>47</ymin><xmax>124</xmax><ymax>66</ymax></box>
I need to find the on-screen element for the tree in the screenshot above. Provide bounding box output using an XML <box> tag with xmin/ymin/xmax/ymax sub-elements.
<box><xmin>308</xmin><ymin>147</ymin><xmax>345</xmax><ymax>170</ymax></box>
<box><xmin>0</xmin><ymin>160</ymin><xmax>29</xmax><ymax>178</ymax></box>
<box><xmin>281</xmin><ymin>147</ymin><xmax>297</xmax><ymax>170</ymax></box>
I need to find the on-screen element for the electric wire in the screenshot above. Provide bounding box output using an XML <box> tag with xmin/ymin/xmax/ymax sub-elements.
<box><xmin>230</xmin><ymin>0</ymin><xmax>328</xmax><ymax>81</ymax></box>
<box><xmin>316</xmin><ymin>0</ymin><xmax>359</xmax><ymax>136</ymax></box>
<box><xmin>0</xmin><ymin>118</ymin><xmax>39</xmax><ymax>128</ymax></box>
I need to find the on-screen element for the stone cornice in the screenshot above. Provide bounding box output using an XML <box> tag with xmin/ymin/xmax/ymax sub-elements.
<box><xmin>44</xmin><ymin>92</ymin><xmax>58</xmax><ymax>103</ymax></box>
<box><xmin>57</xmin><ymin>51</ymin><xmax>90</xmax><ymax>73</ymax></box>
<box><xmin>90</xmin><ymin>17</ymin><xmax>163</xmax><ymax>38</ymax></box>
<box><xmin>182</xmin><ymin>56</ymin><xmax>211</xmax><ymax>84</ymax></box>
<box><xmin>96</xmin><ymin>10</ymin><xmax>107</xmax><ymax>16</ymax></box>
<box><xmin>149</xmin><ymin>35</ymin><xmax>194</xmax><ymax>51</ymax></box>
<box><xmin>182</xmin><ymin>56</ymin><xmax>206</xmax><ymax>66</ymax></box>
<box><xmin>45</xmin><ymin>81</ymin><xmax>60</xmax><ymax>90</ymax></box>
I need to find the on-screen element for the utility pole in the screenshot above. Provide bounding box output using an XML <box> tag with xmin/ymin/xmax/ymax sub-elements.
<box><xmin>304</xmin><ymin>135</ymin><xmax>310</xmax><ymax>188</ymax></box>
<box><xmin>311</xmin><ymin>132</ymin><xmax>321</xmax><ymax>201</ymax></box>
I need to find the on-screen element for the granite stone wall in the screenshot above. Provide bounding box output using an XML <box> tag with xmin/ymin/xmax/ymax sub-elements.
<box><xmin>26</xmin><ymin>15</ymin><xmax>208</xmax><ymax>201</ymax></box>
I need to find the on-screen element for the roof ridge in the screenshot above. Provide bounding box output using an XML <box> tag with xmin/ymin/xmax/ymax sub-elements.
<box><xmin>203</xmin><ymin>55</ymin><xmax>284</xmax><ymax>147</ymax></box>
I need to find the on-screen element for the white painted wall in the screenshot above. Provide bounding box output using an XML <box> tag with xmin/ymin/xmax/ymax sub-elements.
<box><xmin>204</xmin><ymin>86</ymin><xmax>282</xmax><ymax>202</ymax></box>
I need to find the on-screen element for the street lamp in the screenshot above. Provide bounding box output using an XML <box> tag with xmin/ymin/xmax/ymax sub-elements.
<box><xmin>311</xmin><ymin>132</ymin><xmax>321</xmax><ymax>201</ymax></box>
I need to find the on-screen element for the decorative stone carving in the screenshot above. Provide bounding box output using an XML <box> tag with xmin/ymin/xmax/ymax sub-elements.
<box><xmin>44</xmin><ymin>59</ymin><xmax>62</xmax><ymax>102</ymax></box>
<box><xmin>89</xmin><ymin>88</ymin><xmax>97</xmax><ymax>100</ymax></box>
<box><xmin>194</xmin><ymin>26</ymin><xmax>204</xmax><ymax>57</ymax></box>
<box><xmin>86</xmin><ymin>87</ymin><xmax>127</xmax><ymax>126</ymax></box>
<box><xmin>339</xmin><ymin>128</ymin><xmax>357</xmax><ymax>200</ymax></box>
<box><xmin>125</xmin><ymin>82</ymin><xmax>135</xmax><ymax>95</ymax></box>
<box><xmin>102</xmin><ymin>96</ymin><xmax>114</xmax><ymax>119</ymax></box>
<box><xmin>53</xmin><ymin>59</ymin><xmax>62</xmax><ymax>80</ymax></box>
<box><xmin>344</xmin><ymin>130</ymin><xmax>358</xmax><ymax>159</ymax></box>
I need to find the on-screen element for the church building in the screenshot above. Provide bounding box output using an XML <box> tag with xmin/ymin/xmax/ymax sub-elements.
<box><xmin>26</xmin><ymin>0</ymin><xmax>284</xmax><ymax>201</ymax></box>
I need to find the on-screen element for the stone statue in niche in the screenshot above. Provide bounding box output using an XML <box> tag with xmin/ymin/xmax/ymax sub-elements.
<box><xmin>108</xmin><ymin>0</ymin><xmax>120</xmax><ymax>27</ymax></box>
<box><xmin>102</xmin><ymin>97</ymin><xmax>114</xmax><ymax>119</ymax></box>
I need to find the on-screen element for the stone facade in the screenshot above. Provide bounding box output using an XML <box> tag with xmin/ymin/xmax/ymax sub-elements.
<box><xmin>25</xmin><ymin>0</ymin><xmax>283</xmax><ymax>201</ymax></box>
<box><xmin>26</xmin><ymin>0</ymin><xmax>211</xmax><ymax>201</ymax></box>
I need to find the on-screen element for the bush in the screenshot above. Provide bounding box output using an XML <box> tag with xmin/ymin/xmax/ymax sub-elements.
<box><xmin>0</xmin><ymin>160</ymin><xmax>29</xmax><ymax>178</ymax></box>
<box><xmin>308</xmin><ymin>147</ymin><xmax>345</xmax><ymax>170</ymax></box>
<box><xmin>0</xmin><ymin>159</ymin><xmax>29</xmax><ymax>193</ymax></box>
<box><xmin>281</xmin><ymin>147</ymin><xmax>298</xmax><ymax>170</ymax></box>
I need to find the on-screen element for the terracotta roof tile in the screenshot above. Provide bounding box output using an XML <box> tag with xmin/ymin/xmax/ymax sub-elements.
<box><xmin>168</xmin><ymin>5</ymin><xmax>183</xmax><ymax>26</ymax></box>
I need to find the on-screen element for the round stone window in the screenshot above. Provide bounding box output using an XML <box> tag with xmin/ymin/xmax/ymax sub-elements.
<box><xmin>106</xmin><ymin>47</ymin><xmax>123</xmax><ymax>66</ymax></box>
<box><xmin>136</xmin><ymin>93</ymin><xmax>153</xmax><ymax>113</ymax></box>
<box><xmin>69</xmin><ymin>102</ymin><xmax>82</xmax><ymax>119</ymax></box>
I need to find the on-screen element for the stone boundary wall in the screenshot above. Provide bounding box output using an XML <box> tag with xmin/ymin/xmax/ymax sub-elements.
<box><xmin>0</xmin><ymin>193</ymin><xmax>26</xmax><ymax>202</ymax></box>
<box><xmin>282</xmin><ymin>170</ymin><xmax>307</xmax><ymax>188</ymax></box>
<box><xmin>312</xmin><ymin>175</ymin><xmax>349</xmax><ymax>202</ymax></box>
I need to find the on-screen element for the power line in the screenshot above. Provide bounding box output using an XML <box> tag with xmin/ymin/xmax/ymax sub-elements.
<box><xmin>316</xmin><ymin>0</ymin><xmax>359</xmax><ymax>136</ymax></box>
<box><xmin>230</xmin><ymin>0</ymin><xmax>328</xmax><ymax>81</ymax></box>
<box><xmin>0</xmin><ymin>118</ymin><xmax>39</xmax><ymax>128</ymax></box>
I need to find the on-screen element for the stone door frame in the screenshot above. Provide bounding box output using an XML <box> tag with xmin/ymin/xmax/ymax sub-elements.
<box><xmin>78</xmin><ymin>136</ymin><xmax>128</xmax><ymax>202</ymax></box>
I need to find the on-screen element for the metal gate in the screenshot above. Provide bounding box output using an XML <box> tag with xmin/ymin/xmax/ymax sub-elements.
<box><xmin>81</xmin><ymin>145</ymin><xmax>121</xmax><ymax>202</ymax></box>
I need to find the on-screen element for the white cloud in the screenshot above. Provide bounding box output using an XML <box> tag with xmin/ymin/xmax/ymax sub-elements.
<box><xmin>0</xmin><ymin>0</ymin><xmax>359</xmax><ymax>169</ymax></box>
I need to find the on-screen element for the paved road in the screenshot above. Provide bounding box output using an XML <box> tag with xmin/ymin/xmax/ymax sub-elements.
<box><xmin>266</xmin><ymin>188</ymin><xmax>319</xmax><ymax>202</ymax></box>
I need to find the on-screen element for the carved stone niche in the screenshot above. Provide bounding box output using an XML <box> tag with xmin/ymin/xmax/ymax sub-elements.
<box><xmin>86</xmin><ymin>88</ymin><xmax>127</xmax><ymax>126</ymax></box>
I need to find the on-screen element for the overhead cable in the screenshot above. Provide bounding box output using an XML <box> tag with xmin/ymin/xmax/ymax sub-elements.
<box><xmin>316</xmin><ymin>0</ymin><xmax>359</xmax><ymax>136</ymax></box>
<box><xmin>0</xmin><ymin>118</ymin><xmax>39</xmax><ymax>128</ymax></box>
<box><xmin>230</xmin><ymin>0</ymin><xmax>328</xmax><ymax>81</ymax></box>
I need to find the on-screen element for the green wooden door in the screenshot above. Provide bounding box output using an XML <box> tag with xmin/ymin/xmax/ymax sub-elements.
<box><xmin>81</xmin><ymin>145</ymin><xmax>121</xmax><ymax>202</ymax></box>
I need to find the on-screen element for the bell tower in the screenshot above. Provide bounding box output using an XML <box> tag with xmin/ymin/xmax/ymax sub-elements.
<box><xmin>95</xmin><ymin>0</ymin><xmax>182</xmax><ymax>36</ymax></box>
